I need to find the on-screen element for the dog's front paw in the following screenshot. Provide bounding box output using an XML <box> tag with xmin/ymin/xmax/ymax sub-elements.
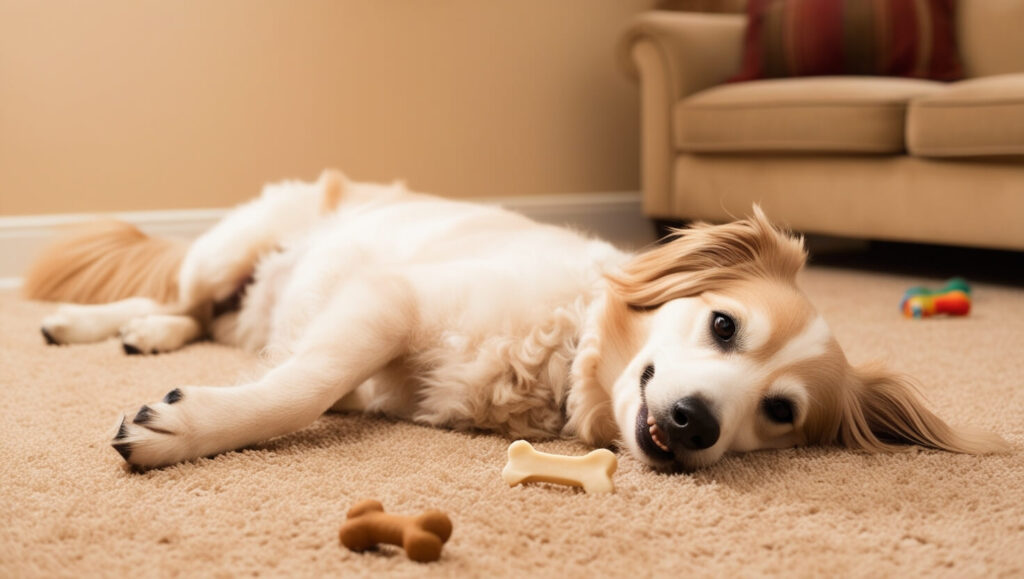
<box><xmin>112</xmin><ymin>388</ymin><xmax>199</xmax><ymax>468</ymax></box>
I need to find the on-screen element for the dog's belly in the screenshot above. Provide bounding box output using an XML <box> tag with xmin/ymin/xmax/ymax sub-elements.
<box><xmin>242</xmin><ymin>192</ymin><xmax>626</xmax><ymax>437</ymax></box>
<box><xmin>330</xmin><ymin>302</ymin><xmax>585</xmax><ymax>440</ymax></box>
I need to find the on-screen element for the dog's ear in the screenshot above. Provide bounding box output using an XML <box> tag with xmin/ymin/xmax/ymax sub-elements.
<box><xmin>565</xmin><ymin>293</ymin><xmax>645</xmax><ymax>446</ymax></box>
<box><xmin>609</xmin><ymin>206</ymin><xmax>806</xmax><ymax>308</ymax></box>
<box><xmin>318</xmin><ymin>169</ymin><xmax>348</xmax><ymax>214</ymax></box>
<box><xmin>833</xmin><ymin>363</ymin><xmax>1010</xmax><ymax>455</ymax></box>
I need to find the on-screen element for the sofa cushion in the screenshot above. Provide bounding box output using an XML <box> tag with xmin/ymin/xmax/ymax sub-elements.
<box><xmin>732</xmin><ymin>0</ymin><xmax>963</xmax><ymax>82</ymax></box>
<box><xmin>907</xmin><ymin>74</ymin><xmax>1024</xmax><ymax>157</ymax></box>
<box><xmin>675</xmin><ymin>77</ymin><xmax>944</xmax><ymax>153</ymax></box>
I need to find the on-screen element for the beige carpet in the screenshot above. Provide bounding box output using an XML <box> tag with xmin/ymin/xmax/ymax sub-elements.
<box><xmin>2</xmin><ymin>266</ymin><xmax>1022</xmax><ymax>577</ymax></box>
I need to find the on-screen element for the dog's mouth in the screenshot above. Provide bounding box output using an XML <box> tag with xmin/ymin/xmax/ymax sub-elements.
<box><xmin>635</xmin><ymin>403</ymin><xmax>675</xmax><ymax>464</ymax></box>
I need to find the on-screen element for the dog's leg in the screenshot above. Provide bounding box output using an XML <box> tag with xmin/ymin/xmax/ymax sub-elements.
<box><xmin>111</xmin><ymin>277</ymin><xmax>413</xmax><ymax>468</ymax></box>
<box><xmin>119</xmin><ymin>314</ymin><xmax>205</xmax><ymax>355</ymax></box>
<box><xmin>41</xmin><ymin>297</ymin><xmax>165</xmax><ymax>345</ymax></box>
<box><xmin>176</xmin><ymin>171</ymin><xmax>343</xmax><ymax>306</ymax></box>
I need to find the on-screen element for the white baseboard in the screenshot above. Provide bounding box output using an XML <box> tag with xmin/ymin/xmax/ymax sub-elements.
<box><xmin>0</xmin><ymin>192</ymin><xmax>652</xmax><ymax>289</ymax></box>
<box><xmin>492</xmin><ymin>191</ymin><xmax>654</xmax><ymax>250</ymax></box>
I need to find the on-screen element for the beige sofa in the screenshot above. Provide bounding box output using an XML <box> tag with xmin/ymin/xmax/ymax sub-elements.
<box><xmin>619</xmin><ymin>3</ymin><xmax>1024</xmax><ymax>250</ymax></box>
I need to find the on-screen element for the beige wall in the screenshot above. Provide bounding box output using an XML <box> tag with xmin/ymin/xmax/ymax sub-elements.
<box><xmin>0</xmin><ymin>0</ymin><xmax>653</xmax><ymax>215</ymax></box>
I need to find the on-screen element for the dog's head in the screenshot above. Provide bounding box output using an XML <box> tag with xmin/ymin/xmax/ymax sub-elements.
<box><xmin>567</xmin><ymin>208</ymin><xmax>1007</xmax><ymax>470</ymax></box>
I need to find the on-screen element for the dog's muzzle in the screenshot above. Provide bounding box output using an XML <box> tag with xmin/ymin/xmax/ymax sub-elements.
<box><xmin>636</xmin><ymin>396</ymin><xmax>721</xmax><ymax>465</ymax></box>
<box><xmin>636</xmin><ymin>403</ymin><xmax>675</xmax><ymax>463</ymax></box>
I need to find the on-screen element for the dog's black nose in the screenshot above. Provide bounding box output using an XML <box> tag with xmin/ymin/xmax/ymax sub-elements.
<box><xmin>668</xmin><ymin>396</ymin><xmax>720</xmax><ymax>451</ymax></box>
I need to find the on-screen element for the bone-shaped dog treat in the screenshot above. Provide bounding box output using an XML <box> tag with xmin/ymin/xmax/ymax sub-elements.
<box><xmin>338</xmin><ymin>499</ymin><xmax>453</xmax><ymax>563</ymax></box>
<box><xmin>501</xmin><ymin>440</ymin><xmax>617</xmax><ymax>494</ymax></box>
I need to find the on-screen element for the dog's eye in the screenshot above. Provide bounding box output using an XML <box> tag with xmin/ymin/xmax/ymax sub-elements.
<box><xmin>762</xmin><ymin>397</ymin><xmax>794</xmax><ymax>424</ymax></box>
<box><xmin>710</xmin><ymin>312</ymin><xmax>736</xmax><ymax>342</ymax></box>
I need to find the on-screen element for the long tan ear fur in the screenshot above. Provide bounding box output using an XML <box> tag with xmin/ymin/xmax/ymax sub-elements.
<box><xmin>609</xmin><ymin>206</ymin><xmax>806</xmax><ymax>308</ymax></box>
<box><xmin>806</xmin><ymin>362</ymin><xmax>1011</xmax><ymax>455</ymax></box>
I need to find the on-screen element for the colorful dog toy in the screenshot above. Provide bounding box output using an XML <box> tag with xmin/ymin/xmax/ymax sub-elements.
<box><xmin>338</xmin><ymin>500</ymin><xmax>453</xmax><ymax>563</ymax></box>
<box><xmin>900</xmin><ymin>278</ymin><xmax>971</xmax><ymax>318</ymax></box>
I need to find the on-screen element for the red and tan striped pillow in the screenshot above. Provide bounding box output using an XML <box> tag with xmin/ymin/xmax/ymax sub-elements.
<box><xmin>731</xmin><ymin>0</ymin><xmax>963</xmax><ymax>82</ymax></box>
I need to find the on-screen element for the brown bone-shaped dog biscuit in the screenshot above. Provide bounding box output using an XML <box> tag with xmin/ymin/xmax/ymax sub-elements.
<box><xmin>338</xmin><ymin>499</ymin><xmax>453</xmax><ymax>563</ymax></box>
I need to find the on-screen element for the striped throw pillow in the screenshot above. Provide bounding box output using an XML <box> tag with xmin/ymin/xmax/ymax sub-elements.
<box><xmin>731</xmin><ymin>0</ymin><xmax>963</xmax><ymax>82</ymax></box>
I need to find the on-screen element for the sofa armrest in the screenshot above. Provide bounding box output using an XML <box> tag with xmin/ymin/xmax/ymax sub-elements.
<box><xmin>618</xmin><ymin>11</ymin><xmax>746</xmax><ymax>216</ymax></box>
<box><xmin>619</xmin><ymin>11</ymin><xmax>747</xmax><ymax>100</ymax></box>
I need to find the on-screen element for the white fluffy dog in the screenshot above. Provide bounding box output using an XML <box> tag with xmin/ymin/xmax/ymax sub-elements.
<box><xmin>26</xmin><ymin>170</ymin><xmax>1007</xmax><ymax>470</ymax></box>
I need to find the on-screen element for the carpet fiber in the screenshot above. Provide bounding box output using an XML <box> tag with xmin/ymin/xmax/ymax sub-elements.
<box><xmin>2</xmin><ymin>266</ymin><xmax>1022</xmax><ymax>577</ymax></box>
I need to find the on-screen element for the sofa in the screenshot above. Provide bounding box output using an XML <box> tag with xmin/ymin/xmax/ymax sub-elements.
<box><xmin>619</xmin><ymin>2</ymin><xmax>1024</xmax><ymax>250</ymax></box>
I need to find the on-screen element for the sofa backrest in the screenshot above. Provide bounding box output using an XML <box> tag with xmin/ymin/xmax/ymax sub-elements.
<box><xmin>958</xmin><ymin>0</ymin><xmax>1024</xmax><ymax>77</ymax></box>
<box><xmin>665</xmin><ymin>0</ymin><xmax>1024</xmax><ymax>79</ymax></box>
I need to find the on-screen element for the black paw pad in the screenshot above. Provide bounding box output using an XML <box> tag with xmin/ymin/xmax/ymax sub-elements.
<box><xmin>41</xmin><ymin>327</ymin><xmax>59</xmax><ymax>346</ymax></box>
<box><xmin>112</xmin><ymin>416</ymin><xmax>132</xmax><ymax>461</ymax></box>
<box><xmin>114</xmin><ymin>416</ymin><xmax>130</xmax><ymax>440</ymax></box>
<box><xmin>123</xmin><ymin>343</ymin><xmax>142</xmax><ymax>355</ymax></box>
<box><xmin>133</xmin><ymin>405</ymin><xmax>153</xmax><ymax>425</ymax></box>
<box><xmin>162</xmin><ymin>388</ymin><xmax>183</xmax><ymax>405</ymax></box>
<box><xmin>112</xmin><ymin>442</ymin><xmax>132</xmax><ymax>461</ymax></box>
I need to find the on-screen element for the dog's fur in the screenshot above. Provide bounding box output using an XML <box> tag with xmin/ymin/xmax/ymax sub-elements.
<box><xmin>27</xmin><ymin>170</ymin><xmax>1009</xmax><ymax>469</ymax></box>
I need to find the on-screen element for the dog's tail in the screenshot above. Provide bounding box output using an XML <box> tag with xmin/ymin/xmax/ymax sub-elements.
<box><xmin>21</xmin><ymin>220</ymin><xmax>186</xmax><ymax>304</ymax></box>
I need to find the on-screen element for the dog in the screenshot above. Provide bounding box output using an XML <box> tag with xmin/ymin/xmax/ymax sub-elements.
<box><xmin>25</xmin><ymin>170</ymin><xmax>1008</xmax><ymax>470</ymax></box>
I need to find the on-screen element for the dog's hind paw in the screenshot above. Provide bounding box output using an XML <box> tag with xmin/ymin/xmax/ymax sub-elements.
<box><xmin>41</xmin><ymin>305</ymin><xmax>123</xmax><ymax>345</ymax></box>
<box><xmin>119</xmin><ymin>315</ymin><xmax>199</xmax><ymax>355</ymax></box>
<box><xmin>40</xmin><ymin>310</ymin><xmax>98</xmax><ymax>345</ymax></box>
<box><xmin>41</xmin><ymin>326</ymin><xmax>60</xmax><ymax>346</ymax></box>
